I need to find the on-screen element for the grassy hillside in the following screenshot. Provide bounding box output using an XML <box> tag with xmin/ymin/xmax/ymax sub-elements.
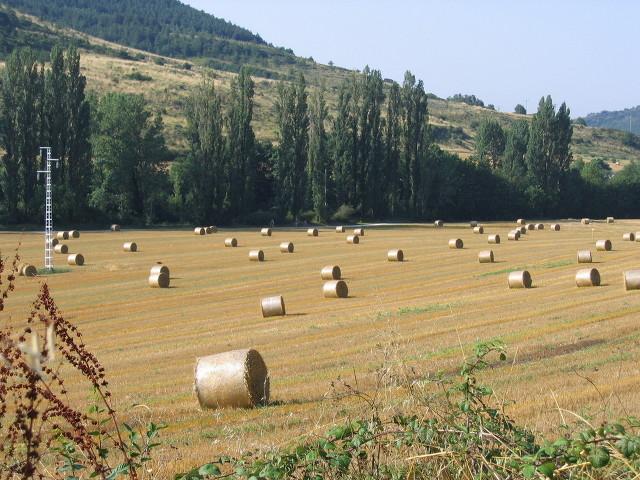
<box><xmin>585</xmin><ymin>105</ymin><xmax>640</xmax><ymax>135</ymax></box>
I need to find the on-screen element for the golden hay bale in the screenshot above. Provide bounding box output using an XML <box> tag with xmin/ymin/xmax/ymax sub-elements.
<box><xmin>623</xmin><ymin>232</ymin><xmax>635</xmax><ymax>242</ymax></box>
<box><xmin>150</xmin><ymin>265</ymin><xmax>169</xmax><ymax>276</ymax></box>
<box><xmin>596</xmin><ymin>239</ymin><xmax>612</xmax><ymax>251</ymax></box>
<box><xmin>516</xmin><ymin>219</ymin><xmax>526</xmax><ymax>225</ymax></box>
<box><xmin>69</xmin><ymin>230</ymin><xmax>80</xmax><ymax>239</ymax></box>
<box><xmin>518</xmin><ymin>226</ymin><xmax>527</xmax><ymax>234</ymax></box>
<box><xmin>636</xmin><ymin>233</ymin><xmax>640</xmax><ymax>242</ymax></box>
<box><xmin>353</xmin><ymin>228</ymin><xmax>365</xmax><ymax>236</ymax></box>
<box><xmin>67</xmin><ymin>254</ymin><xmax>84</xmax><ymax>266</ymax></box>
<box><xmin>307</xmin><ymin>228</ymin><xmax>319</xmax><ymax>237</ymax></box>
<box><xmin>321</xmin><ymin>265</ymin><xmax>341</xmax><ymax>280</ymax></box>
<box><xmin>194</xmin><ymin>227</ymin><xmax>206</xmax><ymax>235</ymax></box>
<box><xmin>335</xmin><ymin>226</ymin><xmax>345</xmax><ymax>233</ymax></box>
<box><xmin>346</xmin><ymin>235</ymin><xmax>359</xmax><ymax>244</ymax></box>
<box><xmin>56</xmin><ymin>231</ymin><xmax>69</xmax><ymax>240</ymax></box>
<box><xmin>208</xmin><ymin>226</ymin><xmax>218</xmax><ymax>233</ymax></box>
<box><xmin>606</xmin><ymin>217</ymin><xmax>614</xmax><ymax>224</ymax></box>
<box><xmin>448</xmin><ymin>238</ymin><xmax>463</xmax><ymax>249</ymax></box>
<box><xmin>51</xmin><ymin>238</ymin><xmax>59</xmax><ymax>247</ymax></box>
<box><xmin>469</xmin><ymin>221</ymin><xmax>478</xmax><ymax>227</ymax></box>
<box><xmin>550</xmin><ymin>224</ymin><xmax>561</xmax><ymax>231</ymax></box>
<box><xmin>110</xmin><ymin>224</ymin><xmax>121</xmax><ymax>231</ymax></box>
<box><xmin>575</xmin><ymin>268</ymin><xmax>600</xmax><ymax>287</ymax></box>
<box><xmin>260</xmin><ymin>295</ymin><xmax>285</xmax><ymax>317</ymax></box>
<box><xmin>488</xmin><ymin>234</ymin><xmax>500</xmax><ymax>244</ymax></box>
<box><xmin>205</xmin><ymin>226</ymin><xmax>213</xmax><ymax>234</ymax></box>
<box><xmin>249</xmin><ymin>250</ymin><xmax>265</xmax><ymax>262</ymax></box>
<box><xmin>577</xmin><ymin>250</ymin><xmax>592</xmax><ymax>263</ymax></box>
<box><xmin>623</xmin><ymin>270</ymin><xmax>640</xmax><ymax>291</ymax></box>
<box><xmin>123</xmin><ymin>242</ymin><xmax>137</xmax><ymax>252</ymax></box>
<box><xmin>323</xmin><ymin>280</ymin><xmax>349</xmax><ymax>298</ymax></box>
<box><xmin>54</xmin><ymin>244</ymin><xmax>68</xmax><ymax>254</ymax></box>
<box><xmin>581</xmin><ymin>218</ymin><xmax>590</xmax><ymax>225</ymax></box>
<box><xmin>225</xmin><ymin>238</ymin><xmax>238</xmax><ymax>248</ymax></box>
<box><xmin>279</xmin><ymin>241</ymin><xmax>294</xmax><ymax>253</ymax></box>
<box><xmin>473</xmin><ymin>226</ymin><xmax>484</xmax><ymax>234</ymax></box>
<box><xmin>261</xmin><ymin>227</ymin><xmax>272</xmax><ymax>236</ymax></box>
<box><xmin>387</xmin><ymin>249</ymin><xmax>404</xmax><ymax>262</ymax></box>
<box><xmin>478</xmin><ymin>250</ymin><xmax>494</xmax><ymax>263</ymax></box>
<box><xmin>20</xmin><ymin>264</ymin><xmax>37</xmax><ymax>277</ymax></box>
<box><xmin>194</xmin><ymin>349</ymin><xmax>269</xmax><ymax>409</ymax></box>
<box><xmin>508</xmin><ymin>270</ymin><xmax>532</xmax><ymax>289</ymax></box>
<box><xmin>526</xmin><ymin>223</ymin><xmax>535</xmax><ymax>231</ymax></box>
<box><xmin>434</xmin><ymin>220</ymin><xmax>444</xmax><ymax>227</ymax></box>
<box><xmin>508</xmin><ymin>230</ymin><xmax>520</xmax><ymax>241</ymax></box>
<box><xmin>535</xmin><ymin>224</ymin><xmax>544</xmax><ymax>230</ymax></box>
<box><xmin>149</xmin><ymin>272</ymin><xmax>170</xmax><ymax>288</ymax></box>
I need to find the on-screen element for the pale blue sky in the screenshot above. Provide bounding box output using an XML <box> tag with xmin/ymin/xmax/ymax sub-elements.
<box><xmin>183</xmin><ymin>1</ymin><xmax>638</xmax><ymax>117</ymax></box>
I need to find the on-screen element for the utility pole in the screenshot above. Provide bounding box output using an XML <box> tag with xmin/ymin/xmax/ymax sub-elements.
<box><xmin>37</xmin><ymin>147</ymin><xmax>59</xmax><ymax>272</ymax></box>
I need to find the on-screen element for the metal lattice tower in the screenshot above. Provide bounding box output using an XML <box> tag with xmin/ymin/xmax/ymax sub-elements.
<box><xmin>37</xmin><ymin>147</ymin><xmax>59</xmax><ymax>272</ymax></box>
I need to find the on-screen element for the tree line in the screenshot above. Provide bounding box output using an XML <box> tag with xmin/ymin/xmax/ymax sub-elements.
<box><xmin>2</xmin><ymin>46</ymin><xmax>640</xmax><ymax>227</ymax></box>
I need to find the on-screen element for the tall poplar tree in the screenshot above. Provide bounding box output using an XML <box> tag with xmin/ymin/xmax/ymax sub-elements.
<box><xmin>307</xmin><ymin>84</ymin><xmax>328</xmax><ymax>220</ymax></box>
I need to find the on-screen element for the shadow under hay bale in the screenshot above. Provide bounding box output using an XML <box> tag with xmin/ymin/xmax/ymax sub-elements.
<box><xmin>576</xmin><ymin>268</ymin><xmax>600</xmax><ymax>287</ymax></box>
<box><xmin>194</xmin><ymin>349</ymin><xmax>269</xmax><ymax>409</ymax></box>
<box><xmin>249</xmin><ymin>250</ymin><xmax>265</xmax><ymax>262</ymax></box>
<box><xmin>261</xmin><ymin>295</ymin><xmax>285</xmax><ymax>317</ymax></box>
<box><xmin>225</xmin><ymin>238</ymin><xmax>238</xmax><ymax>248</ymax></box>
<box><xmin>449</xmin><ymin>238</ymin><xmax>463</xmax><ymax>249</ymax></box>
<box><xmin>321</xmin><ymin>265</ymin><xmax>341</xmax><ymax>280</ymax></box>
<box><xmin>623</xmin><ymin>270</ymin><xmax>640</xmax><ymax>291</ymax></box>
<box><xmin>508</xmin><ymin>270</ymin><xmax>532</xmax><ymax>289</ymax></box>
<box><xmin>280</xmin><ymin>241</ymin><xmax>294</xmax><ymax>253</ymax></box>
<box><xmin>149</xmin><ymin>272</ymin><xmax>170</xmax><ymax>288</ymax></box>
<box><xmin>123</xmin><ymin>242</ymin><xmax>137</xmax><ymax>252</ymax></box>
<box><xmin>577</xmin><ymin>250</ymin><xmax>592</xmax><ymax>263</ymax></box>
<box><xmin>261</xmin><ymin>227</ymin><xmax>272</xmax><ymax>236</ymax></box>
<box><xmin>307</xmin><ymin>228</ymin><xmax>319</xmax><ymax>237</ymax></box>
<box><xmin>387</xmin><ymin>249</ymin><xmax>404</xmax><ymax>262</ymax></box>
<box><xmin>346</xmin><ymin>235</ymin><xmax>359</xmax><ymax>244</ymax></box>
<box><xmin>150</xmin><ymin>265</ymin><xmax>169</xmax><ymax>276</ymax></box>
<box><xmin>54</xmin><ymin>244</ymin><xmax>68</xmax><ymax>254</ymax></box>
<box><xmin>67</xmin><ymin>254</ymin><xmax>84</xmax><ymax>266</ymax></box>
<box><xmin>596</xmin><ymin>239</ymin><xmax>612</xmax><ymax>251</ymax></box>
<box><xmin>478</xmin><ymin>250</ymin><xmax>494</xmax><ymax>263</ymax></box>
<box><xmin>323</xmin><ymin>280</ymin><xmax>349</xmax><ymax>298</ymax></box>
<box><xmin>473</xmin><ymin>226</ymin><xmax>484</xmax><ymax>234</ymax></box>
<box><xmin>488</xmin><ymin>234</ymin><xmax>500</xmax><ymax>244</ymax></box>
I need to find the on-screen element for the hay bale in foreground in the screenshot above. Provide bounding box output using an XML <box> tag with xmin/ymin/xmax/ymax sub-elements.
<box><xmin>280</xmin><ymin>241</ymin><xmax>294</xmax><ymax>253</ymax></box>
<box><xmin>249</xmin><ymin>250</ymin><xmax>265</xmax><ymax>262</ymax></box>
<box><xmin>596</xmin><ymin>239</ymin><xmax>612</xmax><ymax>251</ymax></box>
<box><xmin>194</xmin><ymin>349</ymin><xmax>269</xmax><ymax>409</ymax></box>
<box><xmin>488</xmin><ymin>234</ymin><xmax>500</xmax><ymax>244</ymax></box>
<box><xmin>307</xmin><ymin>228</ymin><xmax>319</xmax><ymax>237</ymax></box>
<box><xmin>581</xmin><ymin>218</ymin><xmax>590</xmax><ymax>225</ymax></box>
<box><xmin>550</xmin><ymin>224</ymin><xmax>560</xmax><ymax>231</ymax></box>
<box><xmin>516</xmin><ymin>219</ymin><xmax>526</xmax><ymax>225</ymax></box>
<box><xmin>478</xmin><ymin>250</ymin><xmax>494</xmax><ymax>263</ymax></box>
<box><xmin>449</xmin><ymin>238</ymin><xmax>463</xmax><ymax>249</ymax></box>
<box><xmin>150</xmin><ymin>265</ymin><xmax>169</xmax><ymax>276</ymax></box>
<box><xmin>623</xmin><ymin>232</ymin><xmax>635</xmax><ymax>242</ymax></box>
<box><xmin>387</xmin><ymin>249</ymin><xmax>404</xmax><ymax>262</ymax></box>
<box><xmin>508</xmin><ymin>230</ymin><xmax>520</xmax><ymax>241</ymax></box>
<box><xmin>335</xmin><ymin>226</ymin><xmax>345</xmax><ymax>233</ymax></box>
<box><xmin>346</xmin><ymin>235</ymin><xmax>359</xmax><ymax>244</ymax></box>
<box><xmin>69</xmin><ymin>230</ymin><xmax>80</xmax><ymax>239</ymax></box>
<box><xmin>224</xmin><ymin>238</ymin><xmax>238</xmax><ymax>248</ymax></box>
<box><xmin>261</xmin><ymin>228</ymin><xmax>272</xmax><ymax>237</ymax></box>
<box><xmin>607</xmin><ymin>217</ymin><xmax>615</xmax><ymax>224</ymax></box>
<box><xmin>20</xmin><ymin>264</ymin><xmax>37</xmax><ymax>277</ymax></box>
<box><xmin>323</xmin><ymin>280</ymin><xmax>349</xmax><ymax>298</ymax></box>
<box><xmin>110</xmin><ymin>224</ymin><xmax>121</xmax><ymax>231</ymax></box>
<box><xmin>56</xmin><ymin>231</ymin><xmax>69</xmax><ymax>240</ymax></box>
<box><xmin>353</xmin><ymin>228</ymin><xmax>365</xmax><ymax>236</ymax></box>
<box><xmin>149</xmin><ymin>273</ymin><xmax>170</xmax><ymax>288</ymax></box>
<box><xmin>577</xmin><ymin>250</ymin><xmax>592</xmax><ymax>263</ymax></box>
<box><xmin>473</xmin><ymin>226</ymin><xmax>484</xmax><ymax>234</ymax></box>
<box><xmin>261</xmin><ymin>295</ymin><xmax>285</xmax><ymax>317</ymax></box>
<box><xmin>54</xmin><ymin>244</ymin><xmax>68</xmax><ymax>254</ymax></box>
<box><xmin>434</xmin><ymin>220</ymin><xmax>444</xmax><ymax>228</ymax></box>
<box><xmin>535</xmin><ymin>224</ymin><xmax>544</xmax><ymax>230</ymax></box>
<box><xmin>576</xmin><ymin>268</ymin><xmax>600</xmax><ymax>287</ymax></box>
<box><xmin>321</xmin><ymin>265</ymin><xmax>341</xmax><ymax>280</ymax></box>
<box><xmin>508</xmin><ymin>270</ymin><xmax>532</xmax><ymax>289</ymax></box>
<box><xmin>67</xmin><ymin>254</ymin><xmax>84</xmax><ymax>266</ymax></box>
<box><xmin>194</xmin><ymin>227</ymin><xmax>206</xmax><ymax>236</ymax></box>
<box><xmin>123</xmin><ymin>242</ymin><xmax>137</xmax><ymax>252</ymax></box>
<box><xmin>623</xmin><ymin>270</ymin><xmax>640</xmax><ymax>291</ymax></box>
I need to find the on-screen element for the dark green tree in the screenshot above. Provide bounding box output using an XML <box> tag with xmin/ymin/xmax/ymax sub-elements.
<box><xmin>307</xmin><ymin>84</ymin><xmax>329</xmax><ymax>220</ymax></box>
<box><xmin>501</xmin><ymin>120</ymin><xmax>529</xmax><ymax>183</ymax></box>
<box><xmin>331</xmin><ymin>79</ymin><xmax>357</xmax><ymax>210</ymax></box>
<box><xmin>514</xmin><ymin>104</ymin><xmax>527</xmax><ymax>115</ymax></box>
<box><xmin>384</xmin><ymin>82</ymin><xmax>402</xmax><ymax>216</ymax></box>
<box><xmin>475</xmin><ymin>119</ymin><xmax>506</xmax><ymax>169</ymax></box>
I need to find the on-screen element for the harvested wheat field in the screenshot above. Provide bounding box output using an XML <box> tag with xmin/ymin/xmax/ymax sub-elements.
<box><xmin>3</xmin><ymin>220</ymin><xmax>640</xmax><ymax>476</ymax></box>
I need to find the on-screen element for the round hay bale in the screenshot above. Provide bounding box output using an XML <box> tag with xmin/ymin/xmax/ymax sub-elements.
<box><xmin>307</xmin><ymin>228</ymin><xmax>319</xmax><ymax>237</ymax></box>
<box><xmin>353</xmin><ymin>228</ymin><xmax>365</xmax><ymax>236</ymax></box>
<box><xmin>508</xmin><ymin>270</ymin><xmax>532</xmax><ymax>289</ymax></box>
<box><xmin>54</xmin><ymin>244</ymin><xmax>68</xmax><ymax>254</ymax></box>
<box><xmin>67</xmin><ymin>254</ymin><xmax>84</xmax><ymax>266</ymax></box>
<box><xmin>194</xmin><ymin>349</ymin><xmax>269</xmax><ymax>409</ymax></box>
<box><xmin>56</xmin><ymin>231</ymin><xmax>69</xmax><ymax>240</ymax></box>
<box><xmin>249</xmin><ymin>250</ymin><xmax>265</xmax><ymax>262</ymax></box>
<box><xmin>448</xmin><ymin>238</ymin><xmax>463</xmax><ymax>249</ymax></box>
<box><xmin>518</xmin><ymin>226</ymin><xmax>527</xmax><ymax>234</ymax></box>
<box><xmin>596</xmin><ymin>239</ymin><xmax>612</xmax><ymax>251</ymax></box>
<box><xmin>577</xmin><ymin>250</ymin><xmax>592</xmax><ymax>263</ymax></box>
<box><xmin>576</xmin><ymin>268</ymin><xmax>600</xmax><ymax>287</ymax></box>
<box><xmin>321</xmin><ymin>265</ymin><xmax>341</xmax><ymax>280</ymax></box>
<box><xmin>508</xmin><ymin>230</ymin><xmax>520</xmax><ymax>241</ymax></box>
<box><xmin>51</xmin><ymin>238</ymin><xmax>59</xmax><ymax>247</ymax></box>
<box><xmin>526</xmin><ymin>223</ymin><xmax>535</xmax><ymax>231</ymax></box>
<box><xmin>473</xmin><ymin>226</ymin><xmax>484</xmax><ymax>234</ymax></box>
<box><xmin>69</xmin><ymin>230</ymin><xmax>80</xmax><ymax>239</ymax></box>
<box><xmin>606</xmin><ymin>217</ymin><xmax>615</xmax><ymax>224</ymax></box>
<box><xmin>488</xmin><ymin>234</ymin><xmax>500</xmax><ymax>244</ymax></box>
<box><xmin>335</xmin><ymin>226</ymin><xmax>345</xmax><ymax>233</ymax></box>
<box><xmin>205</xmin><ymin>226</ymin><xmax>214</xmax><ymax>234</ymax></box>
<box><xmin>110</xmin><ymin>224</ymin><xmax>121</xmax><ymax>231</ymax></box>
<box><xmin>550</xmin><ymin>224</ymin><xmax>561</xmax><ymax>231</ymax></box>
<box><xmin>123</xmin><ymin>242</ymin><xmax>137</xmax><ymax>252</ymax></box>
<box><xmin>434</xmin><ymin>220</ymin><xmax>444</xmax><ymax>228</ymax></box>
<box><xmin>581</xmin><ymin>218</ymin><xmax>590</xmax><ymax>225</ymax></box>
<box><xmin>225</xmin><ymin>238</ymin><xmax>238</xmax><ymax>248</ymax></box>
<box><xmin>323</xmin><ymin>280</ymin><xmax>348</xmax><ymax>298</ymax></box>
<box><xmin>623</xmin><ymin>232</ymin><xmax>635</xmax><ymax>241</ymax></box>
<box><xmin>261</xmin><ymin>227</ymin><xmax>272</xmax><ymax>236</ymax></box>
<box><xmin>150</xmin><ymin>265</ymin><xmax>169</xmax><ymax>276</ymax></box>
<box><xmin>208</xmin><ymin>226</ymin><xmax>218</xmax><ymax>234</ymax></box>
<box><xmin>346</xmin><ymin>235</ymin><xmax>359</xmax><ymax>244</ymax></box>
<box><xmin>478</xmin><ymin>250</ymin><xmax>494</xmax><ymax>263</ymax></box>
<box><xmin>535</xmin><ymin>224</ymin><xmax>544</xmax><ymax>230</ymax></box>
<box><xmin>21</xmin><ymin>264</ymin><xmax>37</xmax><ymax>277</ymax></box>
<box><xmin>280</xmin><ymin>241</ymin><xmax>294</xmax><ymax>253</ymax></box>
<box><xmin>149</xmin><ymin>272</ymin><xmax>170</xmax><ymax>288</ymax></box>
<box><xmin>623</xmin><ymin>270</ymin><xmax>640</xmax><ymax>291</ymax></box>
<box><xmin>260</xmin><ymin>295</ymin><xmax>285</xmax><ymax>317</ymax></box>
<box><xmin>516</xmin><ymin>219</ymin><xmax>526</xmax><ymax>225</ymax></box>
<box><xmin>387</xmin><ymin>249</ymin><xmax>404</xmax><ymax>262</ymax></box>
<box><xmin>194</xmin><ymin>227</ymin><xmax>206</xmax><ymax>236</ymax></box>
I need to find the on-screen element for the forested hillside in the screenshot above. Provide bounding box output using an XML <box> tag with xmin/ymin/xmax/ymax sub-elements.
<box><xmin>585</xmin><ymin>106</ymin><xmax>640</xmax><ymax>136</ymax></box>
